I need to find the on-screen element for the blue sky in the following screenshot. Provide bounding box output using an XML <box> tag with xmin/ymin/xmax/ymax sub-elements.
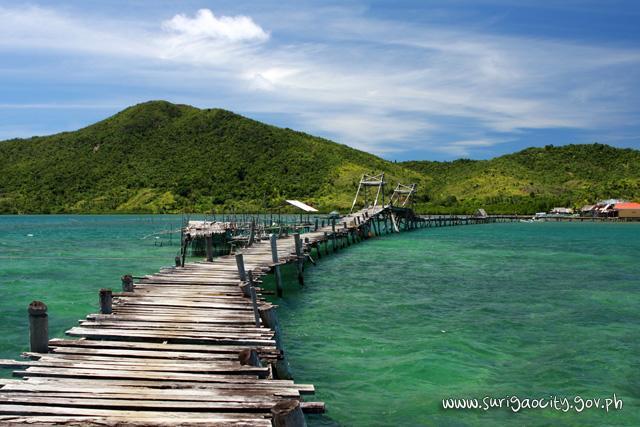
<box><xmin>1</xmin><ymin>1</ymin><xmax>639</xmax><ymax>160</ymax></box>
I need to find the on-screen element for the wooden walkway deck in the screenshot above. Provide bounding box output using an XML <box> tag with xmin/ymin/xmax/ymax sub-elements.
<box><xmin>0</xmin><ymin>205</ymin><xmax>511</xmax><ymax>425</ymax></box>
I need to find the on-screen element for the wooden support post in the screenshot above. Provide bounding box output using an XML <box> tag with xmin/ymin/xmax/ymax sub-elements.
<box><xmin>99</xmin><ymin>289</ymin><xmax>112</xmax><ymax>315</ymax></box>
<box><xmin>270</xmin><ymin>234</ymin><xmax>284</xmax><ymax>297</ymax></box>
<box><xmin>258</xmin><ymin>305</ymin><xmax>292</xmax><ymax>381</ymax></box>
<box><xmin>121</xmin><ymin>275</ymin><xmax>134</xmax><ymax>293</ymax></box>
<box><xmin>390</xmin><ymin>212</ymin><xmax>400</xmax><ymax>233</ymax></box>
<box><xmin>248</xmin><ymin>271</ymin><xmax>261</xmax><ymax>327</ymax></box>
<box><xmin>293</xmin><ymin>233</ymin><xmax>304</xmax><ymax>286</ymax></box>
<box><xmin>181</xmin><ymin>235</ymin><xmax>190</xmax><ymax>267</ymax></box>
<box><xmin>272</xmin><ymin>400</ymin><xmax>306</xmax><ymax>427</ymax></box>
<box><xmin>259</xmin><ymin>304</ymin><xmax>282</xmax><ymax>350</ymax></box>
<box><xmin>174</xmin><ymin>255</ymin><xmax>181</xmax><ymax>267</ymax></box>
<box><xmin>248</xmin><ymin>220</ymin><xmax>256</xmax><ymax>247</ymax></box>
<box><xmin>274</xmin><ymin>356</ymin><xmax>293</xmax><ymax>381</ymax></box>
<box><xmin>235</xmin><ymin>253</ymin><xmax>247</xmax><ymax>282</ymax></box>
<box><xmin>205</xmin><ymin>234</ymin><xmax>214</xmax><ymax>262</ymax></box>
<box><xmin>238</xmin><ymin>348</ymin><xmax>261</xmax><ymax>367</ymax></box>
<box><xmin>28</xmin><ymin>301</ymin><xmax>48</xmax><ymax>354</ymax></box>
<box><xmin>314</xmin><ymin>218</ymin><xmax>319</xmax><ymax>231</ymax></box>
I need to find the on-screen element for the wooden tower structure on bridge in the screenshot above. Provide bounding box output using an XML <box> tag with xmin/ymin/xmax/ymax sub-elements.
<box><xmin>390</xmin><ymin>183</ymin><xmax>417</xmax><ymax>208</ymax></box>
<box><xmin>350</xmin><ymin>173</ymin><xmax>386</xmax><ymax>214</ymax></box>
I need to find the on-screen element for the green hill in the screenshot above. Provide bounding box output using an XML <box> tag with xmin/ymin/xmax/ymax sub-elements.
<box><xmin>0</xmin><ymin>101</ymin><xmax>427</xmax><ymax>214</ymax></box>
<box><xmin>1</xmin><ymin>101</ymin><xmax>638</xmax><ymax>214</ymax></box>
<box><xmin>403</xmin><ymin>144</ymin><xmax>640</xmax><ymax>213</ymax></box>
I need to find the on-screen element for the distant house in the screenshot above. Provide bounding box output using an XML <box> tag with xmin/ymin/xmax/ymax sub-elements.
<box><xmin>474</xmin><ymin>208</ymin><xmax>488</xmax><ymax>218</ymax></box>
<box><xmin>580</xmin><ymin>205</ymin><xmax>596</xmax><ymax>216</ymax></box>
<box><xmin>550</xmin><ymin>207</ymin><xmax>574</xmax><ymax>215</ymax></box>
<box><xmin>614</xmin><ymin>202</ymin><xmax>640</xmax><ymax>219</ymax></box>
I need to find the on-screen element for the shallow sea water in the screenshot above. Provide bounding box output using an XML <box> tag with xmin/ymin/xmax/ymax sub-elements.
<box><xmin>0</xmin><ymin>216</ymin><xmax>638</xmax><ymax>426</ymax></box>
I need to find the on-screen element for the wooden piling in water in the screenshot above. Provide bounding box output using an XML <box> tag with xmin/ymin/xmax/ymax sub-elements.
<box><xmin>28</xmin><ymin>301</ymin><xmax>48</xmax><ymax>354</ymax></box>
<box><xmin>99</xmin><ymin>288</ymin><xmax>112</xmax><ymax>314</ymax></box>
<box><xmin>271</xmin><ymin>400</ymin><xmax>306</xmax><ymax>427</ymax></box>
<box><xmin>294</xmin><ymin>233</ymin><xmax>304</xmax><ymax>286</ymax></box>
<box><xmin>270</xmin><ymin>234</ymin><xmax>284</xmax><ymax>297</ymax></box>
<box><xmin>247</xmin><ymin>270</ymin><xmax>261</xmax><ymax>327</ymax></box>
<box><xmin>248</xmin><ymin>220</ymin><xmax>256</xmax><ymax>247</ymax></box>
<box><xmin>205</xmin><ymin>234</ymin><xmax>214</xmax><ymax>262</ymax></box>
<box><xmin>121</xmin><ymin>274</ymin><xmax>134</xmax><ymax>293</ymax></box>
<box><xmin>235</xmin><ymin>253</ymin><xmax>247</xmax><ymax>282</ymax></box>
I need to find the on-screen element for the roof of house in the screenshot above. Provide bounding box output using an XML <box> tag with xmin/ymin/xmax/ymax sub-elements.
<box><xmin>285</xmin><ymin>199</ymin><xmax>318</xmax><ymax>212</ymax></box>
<box><xmin>615</xmin><ymin>202</ymin><xmax>640</xmax><ymax>210</ymax></box>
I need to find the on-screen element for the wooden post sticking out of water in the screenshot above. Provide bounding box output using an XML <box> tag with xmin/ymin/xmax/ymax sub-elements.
<box><xmin>99</xmin><ymin>289</ymin><xmax>112</xmax><ymax>314</ymax></box>
<box><xmin>248</xmin><ymin>220</ymin><xmax>256</xmax><ymax>247</ymax></box>
<box><xmin>28</xmin><ymin>301</ymin><xmax>48</xmax><ymax>353</ymax></box>
<box><xmin>314</xmin><ymin>218</ymin><xmax>319</xmax><ymax>231</ymax></box>
<box><xmin>121</xmin><ymin>275</ymin><xmax>134</xmax><ymax>293</ymax></box>
<box><xmin>293</xmin><ymin>233</ymin><xmax>304</xmax><ymax>286</ymax></box>
<box><xmin>205</xmin><ymin>234</ymin><xmax>214</xmax><ymax>262</ymax></box>
<box><xmin>259</xmin><ymin>305</ymin><xmax>291</xmax><ymax>384</ymax></box>
<box><xmin>270</xmin><ymin>234</ymin><xmax>284</xmax><ymax>297</ymax></box>
<box><xmin>259</xmin><ymin>304</ymin><xmax>282</xmax><ymax>350</ymax></box>
<box><xmin>271</xmin><ymin>400</ymin><xmax>306</xmax><ymax>427</ymax></box>
<box><xmin>235</xmin><ymin>253</ymin><xmax>247</xmax><ymax>282</ymax></box>
<box><xmin>247</xmin><ymin>271</ymin><xmax>261</xmax><ymax>327</ymax></box>
<box><xmin>174</xmin><ymin>255</ymin><xmax>181</xmax><ymax>267</ymax></box>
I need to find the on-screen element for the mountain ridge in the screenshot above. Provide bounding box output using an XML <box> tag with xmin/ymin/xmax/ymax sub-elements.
<box><xmin>1</xmin><ymin>100</ymin><xmax>638</xmax><ymax>214</ymax></box>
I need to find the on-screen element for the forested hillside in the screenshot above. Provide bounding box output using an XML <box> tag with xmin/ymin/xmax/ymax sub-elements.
<box><xmin>1</xmin><ymin>101</ymin><xmax>638</xmax><ymax>214</ymax></box>
<box><xmin>0</xmin><ymin>101</ymin><xmax>426</xmax><ymax>213</ymax></box>
<box><xmin>404</xmin><ymin>144</ymin><xmax>640</xmax><ymax>213</ymax></box>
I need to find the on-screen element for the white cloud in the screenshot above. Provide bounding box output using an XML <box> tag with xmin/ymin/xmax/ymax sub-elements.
<box><xmin>162</xmin><ymin>9</ymin><xmax>268</xmax><ymax>43</ymax></box>
<box><xmin>299</xmin><ymin>111</ymin><xmax>435</xmax><ymax>153</ymax></box>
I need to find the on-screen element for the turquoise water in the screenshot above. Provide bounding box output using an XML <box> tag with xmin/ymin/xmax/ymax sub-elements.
<box><xmin>0</xmin><ymin>215</ymin><xmax>182</xmax><ymax>363</ymax></box>
<box><xmin>277</xmin><ymin>222</ymin><xmax>640</xmax><ymax>426</ymax></box>
<box><xmin>1</xmin><ymin>216</ymin><xmax>639</xmax><ymax>426</ymax></box>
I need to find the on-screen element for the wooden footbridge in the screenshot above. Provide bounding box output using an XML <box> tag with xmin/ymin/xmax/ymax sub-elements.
<box><xmin>0</xmin><ymin>176</ymin><xmax>520</xmax><ymax>426</ymax></box>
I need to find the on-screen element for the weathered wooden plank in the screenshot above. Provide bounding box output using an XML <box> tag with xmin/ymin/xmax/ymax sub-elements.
<box><xmin>0</xmin><ymin>395</ymin><xmax>281</xmax><ymax>411</ymax></box>
<box><xmin>5</xmin><ymin>359</ymin><xmax>269</xmax><ymax>376</ymax></box>
<box><xmin>0</xmin><ymin>406</ymin><xmax>271</xmax><ymax>423</ymax></box>
<box><xmin>77</xmin><ymin>321</ymin><xmax>270</xmax><ymax>333</ymax></box>
<box><xmin>65</xmin><ymin>327</ymin><xmax>275</xmax><ymax>346</ymax></box>
<box><xmin>18</xmin><ymin>377</ymin><xmax>315</xmax><ymax>394</ymax></box>
<box><xmin>14</xmin><ymin>367</ymin><xmax>260</xmax><ymax>383</ymax></box>
<box><xmin>1</xmin><ymin>382</ymin><xmax>301</xmax><ymax>399</ymax></box>
<box><xmin>48</xmin><ymin>339</ymin><xmax>278</xmax><ymax>355</ymax></box>
<box><xmin>44</xmin><ymin>347</ymin><xmax>246</xmax><ymax>361</ymax></box>
<box><xmin>0</xmin><ymin>415</ymin><xmax>271</xmax><ymax>426</ymax></box>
